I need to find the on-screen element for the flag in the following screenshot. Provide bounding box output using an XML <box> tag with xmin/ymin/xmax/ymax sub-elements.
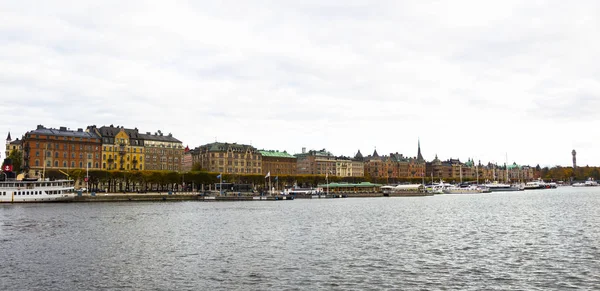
<box><xmin>216</xmin><ymin>174</ymin><xmax>221</xmax><ymax>179</ymax></box>
<box><xmin>326</xmin><ymin>172</ymin><xmax>328</xmax><ymax>179</ymax></box>
<box><xmin>265</xmin><ymin>171</ymin><xmax>270</xmax><ymax>178</ymax></box>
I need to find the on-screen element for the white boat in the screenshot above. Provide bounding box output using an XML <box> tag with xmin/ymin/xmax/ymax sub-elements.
<box><xmin>442</xmin><ymin>184</ymin><xmax>487</xmax><ymax>194</ymax></box>
<box><xmin>426</xmin><ymin>180</ymin><xmax>452</xmax><ymax>194</ymax></box>
<box><xmin>524</xmin><ymin>179</ymin><xmax>551</xmax><ymax>190</ymax></box>
<box><xmin>484</xmin><ymin>182</ymin><xmax>523</xmax><ymax>192</ymax></box>
<box><xmin>381</xmin><ymin>184</ymin><xmax>429</xmax><ymax>196</ymax></box>
<box><xmin>0</xmin><ymin>178</ymin><xmax>75</xmax><ymax>203</ymax></box>
<box><xmin>573</xmin><ymin>178</ymin><xmax>599</xmax><ymax>187</ymax></box>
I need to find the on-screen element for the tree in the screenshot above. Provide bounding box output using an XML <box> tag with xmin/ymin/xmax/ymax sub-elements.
<box><xmin>7</xmin><ymin>149</ymin><xmax>23</xmax><ymax>172</ymax></box>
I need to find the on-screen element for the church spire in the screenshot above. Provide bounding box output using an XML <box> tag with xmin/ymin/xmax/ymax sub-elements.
<box><xmin>6</xmin><ymin>132</ymin><xmax>11</xmax><ymax>142</ymax></box>
<box><xmin>417</xmin><ymin>139</ymin><xmax>424</xmax><ymax>162</ymax></box>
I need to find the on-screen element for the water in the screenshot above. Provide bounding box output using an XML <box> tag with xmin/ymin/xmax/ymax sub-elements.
<box><xmin>2</xmin><ymin>187</ymin><xmax>600</xmax><ymax>290</ymax></box>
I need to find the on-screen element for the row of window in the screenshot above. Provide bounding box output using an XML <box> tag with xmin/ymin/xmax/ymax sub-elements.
<box><xmin>30</xmin><ymin>135</ymin><xmax>97</xmax><ymax>142</ymax></box>
<box><xmin>210</xmin><ymin>160</ymin><xmax>262</xmax><ymax>167</ymax></box>
<box><xmin>1</xmin><ymin>190</ymin><xmax>64</xmax><ymax>196</ymax></box>
<box><xmin>36</xmin><ymin>151</ymin><xmax>97</xmax><ymax>159</ymax></box>
<box><xmin>205</xmin><ymin>153</ymin><xmax>260</xmax><ymax>159</ymax></box>
<box><xmin>103</xmin><ymin>163</ymin><xmax>143</xmax><ymax>170</ymax></box>
<box><xmin>33</xmin><ymin>160</ymin><xmax>98</xmax><ymax>169</ymax></box>
<box><xmin>104</xmin><ymin>155</ymin><xmax>143</xmax><ymax>162</ymax></box>
<box><xmin>104</xmin><ymin>146</ymin><xmax>143</xmax><ymax>153</ymax></box>
<box><xmin>33</xmin><ymin>142</ymin><xmax>99</xmax><ymax>151</ymax></box>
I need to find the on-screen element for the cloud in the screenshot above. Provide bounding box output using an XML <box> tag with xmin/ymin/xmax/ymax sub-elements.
<box><xmin>1</xmin><ymin>0</ymin><xmax>599</xmax><ymax>167</ymax></box>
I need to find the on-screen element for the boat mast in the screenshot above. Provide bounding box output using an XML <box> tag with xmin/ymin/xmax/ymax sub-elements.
<box><xmin>505</xmin><ymin>153</ymin><xmax>509</xmax><ymax>183</ymax></box>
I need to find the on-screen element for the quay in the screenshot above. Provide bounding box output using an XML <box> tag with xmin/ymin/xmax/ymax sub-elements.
<box><xmin>72</xmin><ymin>191</ymin><xmax>431</xmax><ymax>202</ymax></box>
<box><xmin>72</xmin><ymin>192</ymin><xmax>295</xmax><ymax>202</ymax></box>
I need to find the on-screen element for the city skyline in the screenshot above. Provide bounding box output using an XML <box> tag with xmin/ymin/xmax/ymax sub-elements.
<box><xmin>1</xmin><ymin>1</ymin><xmax>599</xmax><ymax>167</ymax></box>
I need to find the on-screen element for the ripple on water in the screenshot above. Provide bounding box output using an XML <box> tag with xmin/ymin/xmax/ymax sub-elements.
<box><xmin>1</xmin><ymin>189</ymin><xmax>600</xmax><ymax>290</ymax></box>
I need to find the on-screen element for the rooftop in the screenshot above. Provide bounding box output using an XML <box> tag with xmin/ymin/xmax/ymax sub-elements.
<box><xmin>259</xmin><ymin>150</ymin><xmax>296</xmax><ymax>158</ymax></box>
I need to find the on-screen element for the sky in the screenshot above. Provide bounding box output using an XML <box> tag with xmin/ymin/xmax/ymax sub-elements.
<box><xmin>1</xmin><ymin>0</ymin><xmax>599</xmax><ymax>167</ymax></box>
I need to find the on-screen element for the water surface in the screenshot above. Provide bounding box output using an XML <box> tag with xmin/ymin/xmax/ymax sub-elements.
<box><xmin>1</xmin><ymin>187</ymin><xmax>599</xmax><ymax>290</ymax></box>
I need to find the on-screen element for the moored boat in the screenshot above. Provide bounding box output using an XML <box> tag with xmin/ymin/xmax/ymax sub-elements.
<box><xmin>381</xmin><ymin>184</ymin><xmax>430</xmax><ymax>196</ymax></box>
<box><xmin>442</xmin><ymin>184</ymin><xmax>488</xmax><ymax>194</ymax></box>
<box><xmin>0</xmin><ymin>178</ymin><xmax>75</xmax><ymax>202</ymax></box>
<box><xmin>484</xmin><ymin>182</ymin><xmax>523</xmax><ymax>192</ymax></box>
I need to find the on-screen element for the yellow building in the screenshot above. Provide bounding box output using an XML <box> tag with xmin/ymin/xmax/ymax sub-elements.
<box><xmin>88</xmin><ymin>125</ymin><xmax>145</xmax><ymax>171</ymax></box>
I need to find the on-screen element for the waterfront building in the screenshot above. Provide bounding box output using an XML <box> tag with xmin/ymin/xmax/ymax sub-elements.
<box><xmin>191</xmin><ymin>142</ymin><xmax>262</xmax><ymax>174</ymax></box>
<box><xmin>426</xmin><ymin>156</ymin><xmax>475</xmax><ymax>182</ymax></box>
<box><xmin>181</xmin><ymin>146</ymin><xmax>193</xmax><ymax>172</ymax></box>
<box><xmin>5</xmin><ymin>132</ymin><xmax>23</xmax><ymax>159</ymax></box>
<box><xmin>351</xmin><ymin>151</ymin><xmax>365</xmax><ymax>177</ymax></box>
<box><xmin>335</xmin><ymin>155</ymin><xmax>365</xmax><ymax>177</ymax></box>
<box><xmin>507</xmin><ymin>163</ymin><xmax>535</xmax><ymax>182</ymax></box>
<box><xmin>363</xmin><ymin>141</ymin><xmax>426</xmax><ymax>181</ymax></box>
<box><xmin>87</xmin><ymin>125</ymin><xmax>145</xmax><ymax>171</ymax></box>
<box><xmin>259</xmin><ymin>150</ymin><xmax>297</xmax><ymax>176</ymax></box>
<box><xmin>22</xmin><ymin>125</ymin><xmax>102</xmax><ymax>178</ymax></box>
<box><xmin>363</xmin><ymin>149</ymin><xmax>385</xmax><ymax>179</ymax></box>
<box><xmin>140</xmin><ymin>130</ymin><xmax>184</xmax><ymax>171</ymax></box>
<box><xmin>295</xmin><ymin>148</ymin><xmax>336</xmax><ymax>175</ymax></box>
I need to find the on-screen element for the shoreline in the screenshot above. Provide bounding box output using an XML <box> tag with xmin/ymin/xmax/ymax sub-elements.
<box><xmin>72</xmin><ymin>192</ymin><xmax>432</xmax><ymax>202</ymax></box>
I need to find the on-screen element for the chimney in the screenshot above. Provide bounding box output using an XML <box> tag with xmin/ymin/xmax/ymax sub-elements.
<box><xmin>302</xmin><ymin>147</ymin><xmax>306</xmax><ymax>154</ymax></box>
<box><xmin>77</xmin><ymin>128</ymin><xmax>83</xmax><ymax>132</ymax></box>
<box><xmin>59</xmin><ymin>126</ymin><xmax>67</xmax><ymax>131</ymax></box>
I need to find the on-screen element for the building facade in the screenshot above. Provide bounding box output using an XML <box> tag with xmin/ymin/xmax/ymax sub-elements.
<box><xmin>88</xmin><ymin>125</ymin><xmax>145</xmax><ymax>171</ymax></box>
<box><xmin>5</xmin><ymin>132</ymin><xmax>23</xmax><ymax>159</ymax></box>
<box><xmin>181</xmin><ymin>146</ymin><xmax>193</xmax><ymax>172</ymax></box>
<box><xmin>295</xmin><ymin>148</ymin><xmax>336</xmax><ymax>176</ymax></box>
<box><xmin>191</xmin><ymin>142</ymin><xmax>262</xmax><ymax>174</ymax></box>
<box><xmin>259</xmin><ymin>150</ymin><xmax>297</xmax><ymax>176</ymax></box>
<box><xmin>141</xmin><ymin>130</ymin><xmax>184</xmax><ymax>171</ymax></box>
<box><xmin>22</xmin><ymin>125</ymin><xmax>102</xmax><ymax>177</ymax></box>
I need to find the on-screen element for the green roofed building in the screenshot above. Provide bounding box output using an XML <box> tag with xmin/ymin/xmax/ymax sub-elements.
<box><xmin>316</xmin><ymin>182</ymin><xmax>382</xmax><ymax>194</ymax></box>
<box><xmin>259</xmin><ymin>150</ymin><xmax>297</xmax><ymax>176</ymax></box>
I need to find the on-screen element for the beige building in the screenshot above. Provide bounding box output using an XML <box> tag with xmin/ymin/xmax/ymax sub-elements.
<box><xmin>141</xmin><ymin>130</ymin><xmax>184</xmax><ymax>171</ymax></box>
<box><xmin>260</xmin><ymin>150</ymin><xmax>297</xmax><ymax>176</ymax></box>
<box><xmin>295</xmin><ymin>148</ymin><xmax>336</xmax><ymax>176</ymax></box>
<box><xmin>192</xmin><ymin>142</ymin><xmax>262</xmax><ymax>174</ymax></box>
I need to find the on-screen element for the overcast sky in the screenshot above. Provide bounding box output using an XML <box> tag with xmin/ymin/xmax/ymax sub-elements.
<box><xmin>1</xmin><ymin>0</ymin><xmax>598</xmax><ymax>167</ymax></box>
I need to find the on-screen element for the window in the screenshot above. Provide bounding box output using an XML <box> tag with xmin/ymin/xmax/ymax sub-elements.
<box><xmin>36</xmin><ymin>151</ymin><xmax>39</xmax><ymax>157</ymax></box>
<box><xmin>35</xmin><ymin>160</ymin><xmax>39</xmax><ymax>166</ymax></box>
<box><xmin>79</xmin><ymin>162</ymin><xmax>83</xmax><ymax>168</ymax></box>
<box><xmin>54</xmin><ymin>161</ymin><xmax>58</xmax><ymax>167</ymax></box>
<box><xmin>63</xmin><ymin>161</ymin><xmax>67</xmax><ymax>167</ymax></box>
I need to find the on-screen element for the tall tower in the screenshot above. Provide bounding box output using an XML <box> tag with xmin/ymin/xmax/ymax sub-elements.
<box><xmin>5</xmin><ymin>131</ymin><xmax>11</xmax><ymax>159</ymax></box>
<box><xmin>572</xmin><ymin>149</ymin><xmax>577</xmax><ymax>169</ymax></box>
<box><xmin>416</xmin><ymin>139</ymin><xmax>424</xmax><ymax>162</ymax></box>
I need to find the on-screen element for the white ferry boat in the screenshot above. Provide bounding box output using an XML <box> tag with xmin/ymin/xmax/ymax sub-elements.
<box><xmin>0</xmin><ymin>179</ymin><xmax>76</xmax><ymax>203</ymax></box>
<box><xmin>381</xmin><ymin>184</ymin><xmax>430</xmax><ymax>196</ymax></box>
<box><xmin>484</xmin><ymin>182</ymin><xmax>523</xmax><ymax>192</ymax></box>
<box><xmin>443</xmin><ymin>184</ymin><xmax>488</xmax><ymax>194</ymax></box>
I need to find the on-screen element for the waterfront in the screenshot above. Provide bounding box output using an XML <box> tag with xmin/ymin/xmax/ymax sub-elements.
<box><xmin>1</xmin><ymin>187</ymin><xmax>600</xmax><ymax>290</ymax></box>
